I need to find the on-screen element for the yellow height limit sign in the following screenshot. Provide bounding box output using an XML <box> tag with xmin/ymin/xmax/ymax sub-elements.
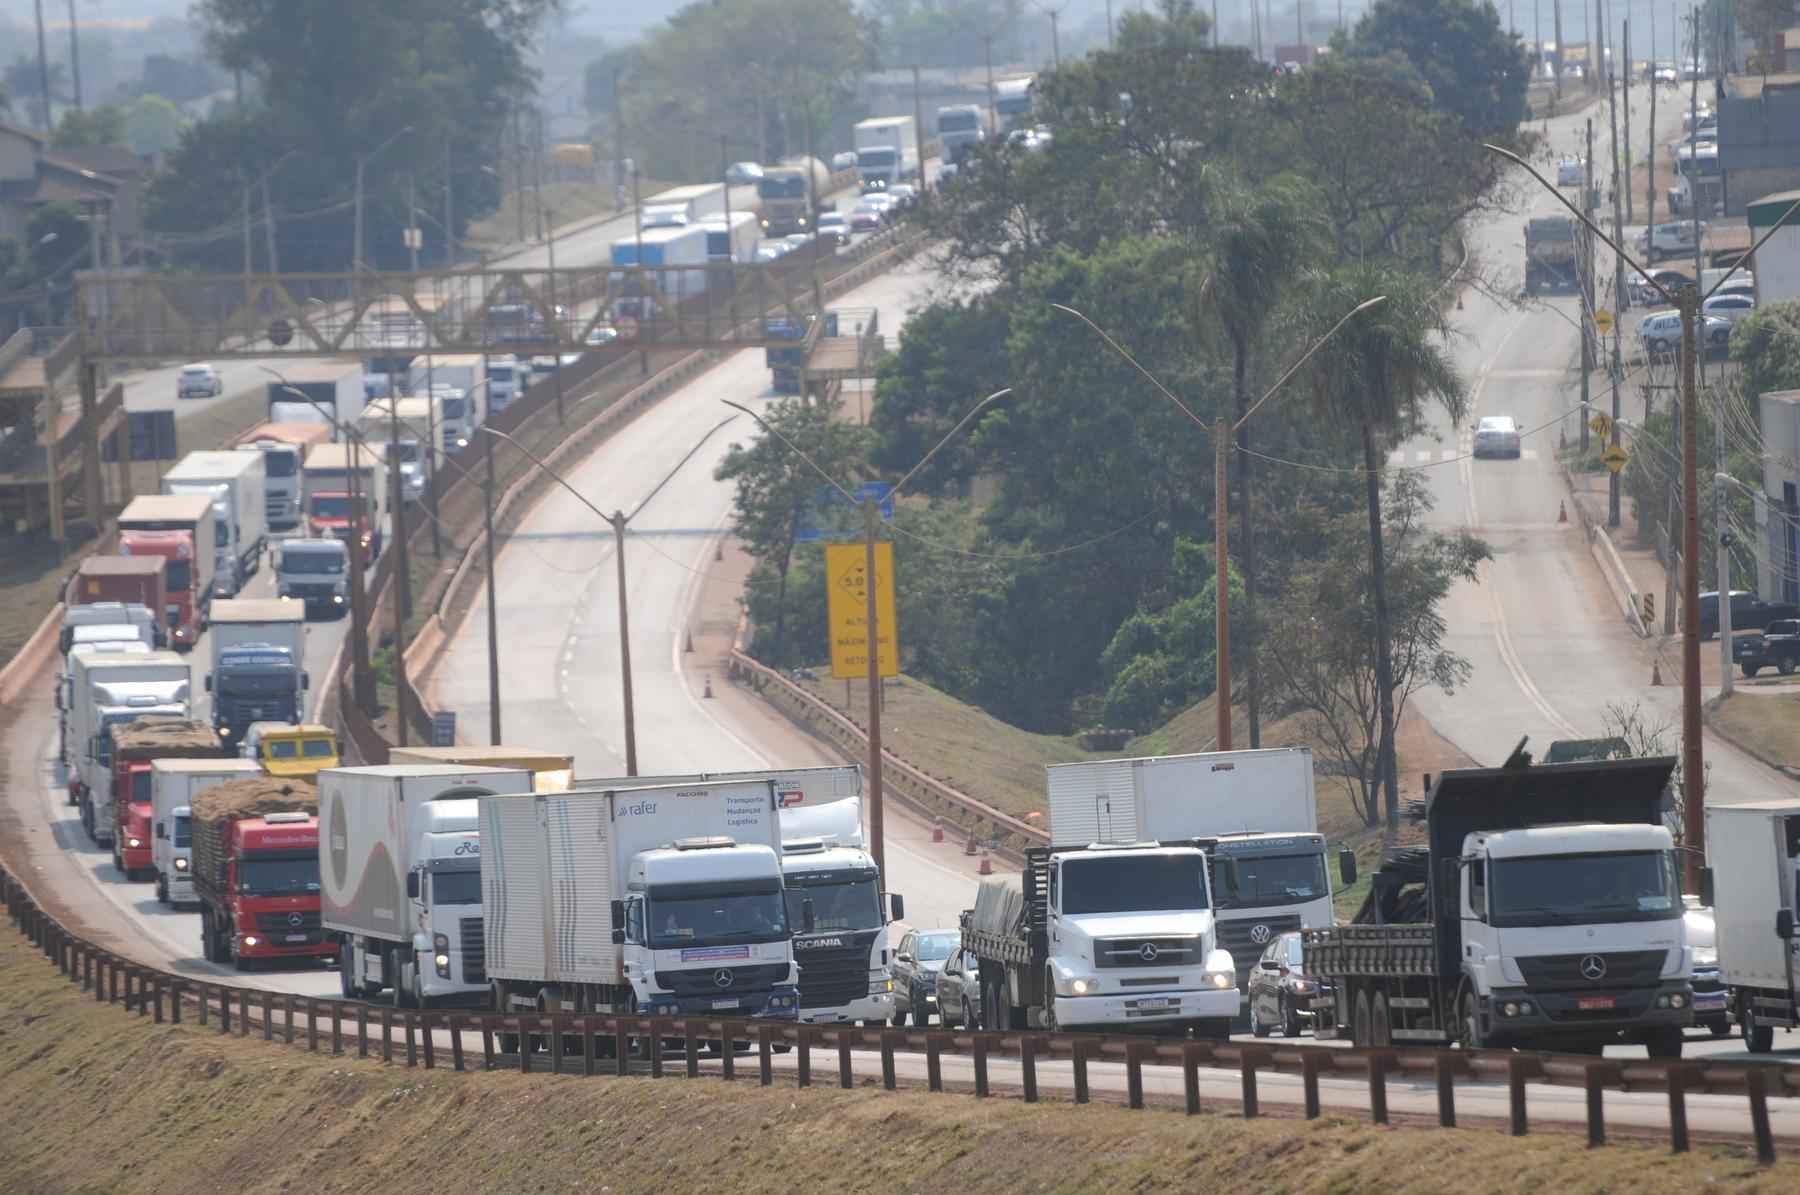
<box><xmin>826</xmin><ymin>541</ymin><xmax>899</xmax><ymax>679</ymax></box>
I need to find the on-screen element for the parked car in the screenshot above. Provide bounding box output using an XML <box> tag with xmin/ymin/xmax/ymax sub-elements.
<box><xmin>1702</xmin><ymin>292</ymin><xmax>1756</xmax><ymax>325</ymax></box>
<box><xmin>935</xmin><ymin>944</ymin><xmax>984</xmax><ymax>1029</ymax></box>
<box><xmin>1557</xmin><ymin>156</ymin><xmax>1586</xmax><ymax>186</ymax></box>
<box><xmin>816</xmin><ymin>210</ymin><xmax>850</xmax><ymax>246</ymax></box>
<box><xmin>1699</xmin><ymin>590</ymin><xmax>1800</xmax><ymax>640</ymax></box>
<box><xmin>1247</xmin><ymin>931</ymin><xmax>1329</xmax><ymax>1038</ymax></box>
<box><xmin>1732</xmin><ymin>618</ymin><xmax>1800</xmax><ymax>677</ymax></box>
<box><xmin>1637</xmin><ymin>310</ymin><xmax>1731</xmax><ymax>355</ymax></box>
<box><xmin>725</xmin><ymin>161</ymin><xmax>764</xmax><ymax>185</ymax></box>
<box><xmin>848</xmin><ymin>202</ymin><xmax>885</xmax><ymax>231</ymax></box>
<box><xmin>891</xmin><ymin>928</ymin><xmax>959</xmax><ymax>1026</ymax></box>
<box><xmin>1683</xmin><ymin>894</ymin><xmax>1731</xmax><ymax>1036</ymax></box>
<box><xmin>1635</xmin><ymin>220</ymin><xmax>1704</xmax><ymax>262</ymax></box>
<box><xmin>1472</xmin><ymin>414</ymin><xmax>1522</xmax><ymax>458</ymax></box>
<box><xmin>177</xmin><ymin>363</ymin><xmax>224</xmax><ymax>399</ymax></box>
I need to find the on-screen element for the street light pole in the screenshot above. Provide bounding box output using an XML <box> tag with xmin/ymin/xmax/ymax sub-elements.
<box><xmin>484</xmin><ymin>429</ymin><xmax>503</xmax><ymax>744</ymax></box>
<box><xmin>610</xmin><ymin>508</ymin><xmax>638</xmax><ymax>776</ymax></box>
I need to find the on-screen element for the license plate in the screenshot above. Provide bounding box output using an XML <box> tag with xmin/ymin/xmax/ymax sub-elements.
<box><xmin>712</xmin><ymin>998</ymin><xmax>738</xmax><ymax>1010</ymax></box>
<box><xmin>1694</xmin><ymin>993</ymin><xmax>1728</xmax><ymax>1011</ymax></box>
<box><xmin>1577</xmin><ymin>995</ymin><xmax>1615</xmax><ymax>1010</ymax></box>
<box><xmin>1134</xmin><ymin>997</ymin><xmax>1170</xmax><ymax>1010</ymax></box>
<box><xmin>285</xmin><ymin>933</ymin><xmax>308</xmax><ymax>943</ymax></box>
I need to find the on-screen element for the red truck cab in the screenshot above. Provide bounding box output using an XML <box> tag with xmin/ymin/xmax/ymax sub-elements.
<box><xmin>307</xmin><ymin>493</ymin><xmax>377</xmax><ymax>565</ymax></box>
<box><xmin>205</xmin><ymin>812</ymin><xmax>334</xmax><ymax>966</ymax></box>
<box><xmin>118</xmin><ymin>530</ymin><xmax>202</xmax><ymax>649</ymax></box>
<box><xmin>110</xmin><ymin>758</ymin><xmax>156</xmax><ymax>880</ymax></box>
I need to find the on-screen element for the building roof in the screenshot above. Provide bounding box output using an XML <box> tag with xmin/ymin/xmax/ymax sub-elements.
<box><xmin>56</xmin><ymin>145</ymin><xmax>146</xmax><ymax>179</ymax></box>
<box><xmin>1722</xmin><ymin>71</ymin><xmax>1800</xmax><ymax>100</ymax></box>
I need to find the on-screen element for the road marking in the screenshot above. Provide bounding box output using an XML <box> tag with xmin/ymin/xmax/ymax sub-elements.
<box><xmin>1415</xmin><ymin>450</ymin><xmax>1431</xmax><ymax>463</ymax></box>
<box><xmin>1522</xmin><ymin>448</ymin><xmax>1538</xmax><ymax>461</ymax></box>
<box><xmin>1388</xmin><ymin>450</ymin><xmax>1405</xmax><ymax>466</ymax></box>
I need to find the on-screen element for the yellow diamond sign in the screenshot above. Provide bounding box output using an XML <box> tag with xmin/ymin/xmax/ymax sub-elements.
<box><xmin>1601</xmin><ymin>444</ymin><xmax>1630</xmax><ymax>474</ymax></box>
<box><xmin>1594</xmin><ymin>308</ymin><xmax>1615</xmax><ymax>335</ymax></box>
<box><xmin>1590</xmin><ymin>412</ymin><xmax>1613</xmax><ymax>440</ymax></box>
<box><xmin>825</xmin><ymin>541</ymin><xmax>898</xmax><ymax>679</ymax></box>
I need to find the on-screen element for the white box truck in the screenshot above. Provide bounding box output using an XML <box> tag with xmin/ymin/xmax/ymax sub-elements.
<box><xmin>162</xmin><ymin>449</ymin><xmax>268</xmax><ymax>598</ymax></box>
<box><xmin>67</xmin><ymin>651</ymin><xmax>191</xmax><ymax>840</ymax></box>
<box><xmin>574</xmin><ymin>765</ymin><xmax>896</xmax><ymax>1025</ymax></box>
<box><xmin>481</xmin><ymin>780</ymin><xmax>802</xmax><ymax>1042</ymax></box>
<box><xmin>204</xmin><ymin>599</ymin><xmax>309</xmax><ymax>745</ymax></box>
<box><xmin>410</xmin><ymin>354</ymin><xmax>485</xmax><ymax>448</ymax></box>
<box><xmin>854</xmin><ymin>116</ymin><xmax>918</xmax><ymax>192</ymax></box>
<box><xmin>151</xmin><ymin>758</ymin><xmax>262</xmax><ymax>906</ymax></box>
<box><xmin>1046</xmin><ymin>748</ymin><xmax>1337</xmax><ymax>1012</ymax></box>
<box><xmin>1704</xmin><ymin>799</ymin><xmax>1800</xmax><ymax>1051</ymax></box>
<box><xmin>266</xmin><ymin>360</ymin><xmax>366</xmax><ymax>438</ymax></box>
<box><xmin>320</xmin><ymin>764</ymin><xmax>536</xmax><ymax>1007</ymax></box>
<box><xmin>58</xmin><ymin>640</ymin><xmax>151</xmax><ymax>770</ymax></box>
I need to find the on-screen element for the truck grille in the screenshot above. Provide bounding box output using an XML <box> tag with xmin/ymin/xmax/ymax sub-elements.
<box><xmin>460</xmin><ymin>916</ymin><xmax>485</xmax><ymax>985</ymax></box>
<box><xmin>654</xmin><ymin>963</ymin><xmax>790</xmax><ymax>995</ymax></box>
<box><xmin>284</xmin><ymin>582</ymin><xmax>338</xmax><ymax>599</ymax></box>
<box><xmin>256</xmin><ymin>910</ymin><xmax>321</xmax><ymax>933</ymax></box>
<box><xmin>1216</xmin><ymin>914</ymin><xmax>1301</xmax><ymax>978</ymax></box>
<box><xmin>1515</xmin><ymin>950</ymin><xmax>1667</xmax><ymax>988</ymax></box>
<box><xmin>792</xmin><ymin>941</ymin><xmax>870</xmax><ymax>1008</ymax></box>
<box><xmin>1095</xmin><ymin>936</ymin><xmax>1203</xmax><ymax>968</ymax></box>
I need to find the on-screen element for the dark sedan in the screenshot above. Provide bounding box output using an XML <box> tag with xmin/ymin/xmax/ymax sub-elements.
<box><xmin>1247</xmin><ymin>931</ymin><xmax>1329</xmax><ymax>1038</ymax></box>
<box><xmin>891</xmin><ymin>928</ymin><xmax>958</xmax><ymax>1026</ymax></box>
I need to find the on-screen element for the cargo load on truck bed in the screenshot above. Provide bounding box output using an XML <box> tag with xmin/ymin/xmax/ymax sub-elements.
<box><xmin>111</xmin><ymin>717</ymin><xmax>223</xmax><ymax>762</ymax></box>
<box><xmin>190</xmin><ymin>777</ymin><xmax>317</xmax><ymax>892</ymax></box>
<box><xmin>1525</xmin><ymin>216</ymin><xmax>1580</xmax><ymax>294</ymax></box>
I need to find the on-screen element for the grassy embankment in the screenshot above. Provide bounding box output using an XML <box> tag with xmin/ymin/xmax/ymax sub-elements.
<box><xmin>0</xmin><ymin>927</ymin><xmax>1790</xmax><ymax>1193</ymax></box>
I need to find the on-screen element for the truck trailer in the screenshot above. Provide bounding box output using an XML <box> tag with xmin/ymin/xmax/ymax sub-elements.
<box><xmin>1305</xmin><ymin>747</ymin><xmax>1692</xmax><ymax>1056</ymax></box>
<box><xmin>482</xmin><ymin>780</ymin><xmax>803</xmax><ymax>1045</ymax></box>
<box><xmin>62</xmin><ymin>558</ymin><xmax>166</xmax><ymax>650</ymax></box>
<box><xmin>321</xmin><ymin>764</ymin><xmax>537</xmax><ymax>1007</ymax></box>
<box><xmin>1703</xmin><ymin>799</ymin><xmax>1800</xmax><ymax>1051</ymax></box>
<box><xmin>191</xmin><ymin>776</ymin><xmax>335</xmax><ymax>969</ymax></box>
<box><xmin>1524</xmin><ymin>215</ymin><xmax>1580</xmax><ymax>293</ymax></box>
<box><xmin>233</xmin><ymin>421</ymin><xmax>333</xmax><ymax>529</ymax></box>
<box><xmin>204</xmin><ymin>599</ymin><xmax>309</xmax><ymax>744</ymax></box>
<box><xmin>151</xmin><ymin>758</ymin><xmax>262</xmax><ymax>906</ymax></box>
<box><xmin>109</xmin><ymin>718</ymin><xmax>227</xmax><ymax>881</ymax></box>
<box><xmin>395</xmin><ymin>745</ymin><xmax>573</xmax><ymax>791</ymax></box>
<box><xmin>67</xmin><ymin>651</ymin><xmax>190</xmax><ymax>833</ymax></box>
<box><xmin>117</xmin><ymin>494</ymin><xmax>217</xmax><ymax>650</ymax></box>
<box><xmin>161</xmin><ymin>449</ymin><xmax>268</xmax><ymax>598</ymax></box>
<box><xmin>266</xmin><ymin>361</ymin><xmax>366</xmax><ymax>436</ymax></box>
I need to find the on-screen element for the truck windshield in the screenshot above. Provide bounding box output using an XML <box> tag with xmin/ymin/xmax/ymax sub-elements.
<box><xmin>220</xmin><ymin>670</ymin><xmax>294</xmax><ymax>693</ymax></box>
<box><xmin>130</xmin><ymin>770</ymin><xmax>152</xmax><ymax>804</ymax></box>
<box><xmin>440</xmin><ymin>397</ymin><xmax>466</xmax><ymax>419</ymax></box>
<box><xmin>758</xmin><ymin>174</ymin><xmax>807</xmax><ymax>200</ymax></box>
<box><xmin>1214</xmin><ymin>852</ymin><xmax>1329</xmax><ymax>910</ymax></box>
<box><xmin>238</xmin><ymin>853</ymin><xmax>319</xmax><ymax>896</ymax></box>
<box><xmin>283</xmin><ymin>551</ymin><xmax>345</xmax><ymax>575</ymax></box>
<box><xmin>647</xmin><ymin>881</ymin><xmax>788</xmax><ymax>948</ymax></box>
<box><xmin>431</xmin><ymin>869</ymin><xmax>481</xmax><ymax>906</ymax></box>
<box><xmin>1062</xmin><ymin>855</ymin><xmax>1209</xmax><ymax>915</ymax></box>
<box><xmin>939</xmin><ymin>111</ymin><xmax>979</xmax><ymax>132</ymax></box>
<box><xmin>783</xmin><ymin>877</ymin><xmax>882</xmax><ymax>932</ymax></box>
<box><xmin>165</xmin><ymin>560</ymin><xmax>192</xmax><ymax>592</ymax></box>
<box><xmin>263</xmin><ymin>451</ymin><xmax>297</xmax><ymax>478</ymax></box>
<box><xmin>1488</xmin><ymin>851</ymin><xmax>1681</xmax><ymax>927</ymax></box>
<box><xmin>311</xmin><ymin>496</ymin><xmax>355</xmax><ymax>521</ymax></box>
<box><xmin>174</xmin><ymin>814</ymin><xmax>191</xmax><ymax>848</ymax></box>
<box><xmin>857</xmin><ymin>149</ymin><xmax>897</xmax><ymax>168</ymax></box>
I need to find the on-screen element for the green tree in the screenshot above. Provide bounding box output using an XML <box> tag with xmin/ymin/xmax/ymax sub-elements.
<box><xmin>868</xmin><ymin>296</ymin><xmax>1012</xmax><ymax>495</ymax></box>
<box><xmin>122</xmin><ymin>52</ymin><xmax>229</xmax><ymax>104</ymax></box>
<box><xmin>715</xmin><ymin>396</ymin><xmax>871</xmax><ymax>666</ymax></box>
<box><xmin>124</xmin><ymin>94</ymin><xmax>184</xmax><ymax>156</ymax></box>
<box><xmin>52</xmin><ymin>104</ymin><xmax>129</xmax><ymax>149</ymax></box>
<box><xmin>1343</xmin><ymin>0</ymin><xmax>1532</xmax><ymax>133</ymax></box>
<box><xmin>1116</xmin><ymin>0</ymin><xmax>1214</xmax><ymax>53</ymax></box>
<box><xmin>1097</xmin><ymin>539</ymin><xmax>1244</xmax><ymax>729</ymax></box>
<box><xmin>1263</xmin><ymin>471</ymin><xmax>1489</xmax><ymax>826</ymax></box>
<box><xmin>870</xmin><ymin>0</ymin><xmax>1025</xmax><ymax>69</ymax></box>
<box><xmin>1300</xmin><ymin>264</ymin><xmax>1466</xmax><ymax>830</ymax></box>
<box><xmin>1731</xmin><ymin>300</ymin><xmax>1800</xmax><ymax>398</ymax></box>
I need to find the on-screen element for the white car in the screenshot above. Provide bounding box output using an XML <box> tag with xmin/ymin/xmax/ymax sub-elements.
<box><xmin>1637</xmin><ymin>310</ymin><xmax>1732</xmax><ymax>355</ymax></box>
<box><xmin>1701</xmin><ymin>292</ymin><xmax>1756</xmax><ymax>326</ymax></box>
<box><xmin>1634</xmin><ymin>220</ymin><xmax>1704</xmax><ymax>262</ymax></box>
<box><xmin>176</xmin><ymin>363</ymin><xmax>223</xmax><ymax>399</ymax></box>
<box><xmin>1556</xmin><ymin>157</ymin><xmax>1586</xmax><ymax>186</ymax></box>
<box><xmin>1472</xmin><ymin>415</ymin><xmax>1521</xmax><ymax>459</ymax></box>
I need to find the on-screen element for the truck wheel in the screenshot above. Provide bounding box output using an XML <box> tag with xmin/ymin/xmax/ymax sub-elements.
<box><xmin>1743</xmin><ymin>663</ymin><xmax>1762</xmax><ymax>678</ymax></box>
<box><xmin>155</xmin><ymin>874</ymin><xmax>168</xmax><ymax>905</ymax></box>
<box><xmin>1644</xmin><ymin>1026</ymin><xmax>1683</xmax><ymax>1059</ymax></box>
<box><xmin>1370</xmin><ymin>992</ymin><xmax>1394</xmax><ymax>1047</ymax></box>
<box><xmin>1351</xmin><ymin>988</ymin><xmax>1373</xmax><ymax>1048</ymax></box>
<box><xmin>1456</xmin><ymin>988</ymin><xmax>1486</xmax><ymax>1050</ymax></box>
<box><xmin>1708</xmin><ymin>1017</ymin><xmax>1732</xmax><ymax>1038</ymax></box>
<box><xmin>1249</xmin><ymin>998</ymin><xmax>1270</xmax><ymax>1038</ymax></box>
<box><xmin>339</xmin><ymin>943</ymin><xmax>358</xmax><ymax>1000</ymax></box>
<box><xmin>1743</xmin><ymin>997</ymin><xmax>1776</xmax><ymax>1053</ymax></box>
<box><xmin>1780</xmin><ymin>657</ymin><xmax>1795</xmax><ymax>676</ymax></box>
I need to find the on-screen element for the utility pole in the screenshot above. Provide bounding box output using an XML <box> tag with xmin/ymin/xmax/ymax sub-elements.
<box><xmin>1581</xmin><ymin>118</ymin><xmax>1595</xmax><ymax>457</ymax></box>
<box><xmin>532</xmin><ymin>110</ymin><xmax>546</xmax><ymax>243</ymax></box>
<box><xmin>546</xmin><ymin>207</ymin><xmax>565</xmax><ymax>425</ymax></box>
<box><xmin>262</xmin><ymin>173</ymin><xmax>279</xmax><ymax>275</ymax></box>
<box><xmin>65</xmin><ymin>0</ymin><xmax>81</xmax><ymax>111</ymax></box>
<box><xmin>1607</xmin><ymin>12</ymin><xmax>1626</xmax><ymax>528</ymax></box>
<box><xmin>1215</xmin><ymin>418</ymin><xmax>1233</xmax><ymax>751</ymax></box>
<box><xmin>1679</xmin><ymin>282</ymin><xmax>1705</xmax><ymax>891</ymax></box>
<box><xmin>1049</xmin><ymin>8</ymin><xmax>1061</xmax><ymax>66</ymax></box>
<box><xmin>1623</xmin><ymin>19</ymin><xmax>1634</xmax><ymax>224</ymax></box>
<box><xmin>406</xmin><ymin>173</ymin><xmax>420</xmax><ymax>274</ymax></box>
<box><xmin>1647</xmin><ymin>49</ymin><xmax>1658</xmax><ymax>236</ymax></box>
<box><xmin>444</xmin><ymin>138</ymin><xmax>456</xmax><ymax>265</ymax></box>
<box><xmin>241</xmin><ymin>179</ymin><xmax>253</xmax><ymax>280</ymax></box>
<box><xmin>985</xmin><ymin>34</ymin><xmax>998</xmax><ymax>136</ymax></box>
<box><xmin>512</xmin><ymin>104</ymin><xmax>526</xmax><ymax>244</ymax></box>
<box><xmin>484</xmin><ymin>431</ymin><xmax>503</xmax><ymax>745</ymax></box>
<box><xmin>347</xmin><ymin>436</ymin><xmax>375</xmax><ymax>715</ymax></box>
<box><xmin>1107</xmin><ymin>0</ymin><xmax>1115</xmax><ymax>49</ymax></box>
<box><xmin>611</xmin><ymin>509</ymin><xmax>639</xmax><ymax>777</ymax></box>
<box><xmin>389</xmin><ymin>382</ymin><xmax>412</xmax><ymax>747</ymax></box>
<box><xmin>863</xmin><ymin>499</ymin><xmax>887</xmax><ymax>879</ymax></box>
<box><xmin>1554</xmin><ymin>0</ymin><xmax>1565</xmax><ymax>98</ymax></box>
<box><xmin>911</xmin><ymin>65</ymin><xmax>928</xmax><ymax>199</ymax></box>
<box><xmin>34</xmin><ymin>0</ymin><xmax>52</xmax><ymax>131</ymax></box>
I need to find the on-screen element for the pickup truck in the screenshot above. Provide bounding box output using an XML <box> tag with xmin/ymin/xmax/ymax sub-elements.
<box><xmin>1733</xmin><ymin>618</ymin><xmax>1800</xmax><ymax>677</ymax></box>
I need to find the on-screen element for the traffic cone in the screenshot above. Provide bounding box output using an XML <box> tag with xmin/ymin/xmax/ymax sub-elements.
<box><xmin>963</xmin><ymin>831</ymin><xmax>978</xmax><ymax>857</ymax></box>
<box><xmin>930</xmin><ymin>817</ymin><xmax>945</xmax><ymax>844</ymax></box>
<box><xmin>684</xmin><ymin>628</ymin><xmax>694</xmax><ymax>653</ymax></box>
<box><xmin>978</xmin><ymin>851</ymin><xmax>993</xmax><ymax>876</ymax></box>
<box><xmin>1651</xmin><ymin>660</ymin><xmax>1663</xmax><ymax>686</ymax></box>
<box><xmin>703</xmin><ymin>674</ymin><xmax>714</xmax><ymax>698</ymax></box>
<box><xmin>1558</xmin><ymin>500</ymin><xmax>1568</xmax><ymax>524</ymax></box>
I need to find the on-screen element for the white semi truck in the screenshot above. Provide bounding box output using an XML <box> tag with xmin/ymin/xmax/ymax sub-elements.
<box><xmin>320</xmin><ymin>764</ymin><xmax>536</xmax><ymax>1007</ymax></box>
<box><xmin>1046</xmin><ymin>748</ymin><xmax>1338</xmax><ymax>1017</ymax></box>
<box><xmin>481</xmin><ymin>780</ymin><xmax>803</xmax><ymax>1045</ymax></box>
<box><xmin>150</xmin><ymin>758</ymin><xmax>262</xmax><ymax>906</ymax></box>
<box><xmin>1704</xmin><ymin>798</ymin><xmax>1800</xmax><ymax>1051</ymax></box>
<box><xmin>266</xmin><ymin>361</ymin><xmax>366</xmax><ymax>437</ymax></box>
<box><xmin>853</xmin><ymin>116</ymin><xmax>918</xmax><ymax>192</ymax></box>
<box><xmin>161</xmin><ymin>450</ymin><xmax>268</xmax><ymax>598</ymax></box>
<box><xmin>67</xmin><ymin>651</ymin><xmax>191</xmax><ymax>840</ymax></box>
<box><xmin>575</xmin><ymin>764</ymin><xmax>898</xmax><ymax>1025</ymax></box>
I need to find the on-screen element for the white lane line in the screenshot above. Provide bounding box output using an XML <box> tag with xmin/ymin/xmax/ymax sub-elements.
<box><xmin>1388</xmin><ymin>450</ymin><xmax>1405</xmax><ymax>466</ymax></box>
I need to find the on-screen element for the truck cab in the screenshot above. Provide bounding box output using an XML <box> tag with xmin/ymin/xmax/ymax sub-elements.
<box><xmin>110</xmin><ymin>746</ymin><xmax>158</xmax><ymax>880</ymax></box>
<box><xmin>199</xmin><ymin>809</ymin><xmax>334</xmax><ymax>968</ymax></box>
<box><xmin>242</xmin><ymin>722</ymin><xmax>339</xmax><ymax>778</ymax></box>
<box><xmin>275</xmin><ymin>538</ymin><xmax>351</xmax><ymax>618</ymax></box>
<box><xmin>76</xmin><ymin>661</ymin><xmax>192</xmax><ymax>842</ymax></box>
<box><xmin>781</xmin><ymin>837</ymin><xmax>898</xmax><ymax>1024</ymax></box>
<box><xmin>307</xmin><ymin>492</ymin><xmax>378</xmax><ymax>564</ymax></box>
<box><xmin>206</xmin><ymin>644</ymin><xmax>308</xmax><ymax>745</ymax></box>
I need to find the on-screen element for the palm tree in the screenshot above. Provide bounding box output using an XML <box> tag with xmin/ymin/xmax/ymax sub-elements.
<box><xmin>1302</xmin><ymin>263</ymin><xmax>1465</xmax><ymax>830</ymax></box>
<box><xmin>1207</xmin><ymin>173</ymin><xmax>1328</xmax><ymax>746</ymax></box>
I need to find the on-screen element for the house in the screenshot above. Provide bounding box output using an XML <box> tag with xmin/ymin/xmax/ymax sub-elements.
<box><xmin>1757</xmin><ymin>390</ymin><xmax>1800</xmax><ymax>605</ymax></box>
<box><xmin>1715</xmin><ymin>72</ymin><xmax>1800</xmax><ymax>216</ymax></box>
<box><xmin>0</xmin><ymin>121</ymin><xmax>135</xmax><ymax>259</ymax></box>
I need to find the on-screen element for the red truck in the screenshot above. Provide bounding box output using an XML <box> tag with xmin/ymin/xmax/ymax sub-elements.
<box><xmin>117</xmin><ymin>494</ymin><xmax>217</xmax><ymax>651</ymax></box>
<box><xmin>108</xmin><ymin>718</ymin><xmax>227</xmax><ymax>881</ymax></box>
<box><xmin>62</xmin><ymin>557</ymin><xmax>168</xmax><ymax>651</ymax></box>
<box><xmin>191</xmin><ymin>776</ymin><xmax>334</xmax><ymax>970</ymax></box>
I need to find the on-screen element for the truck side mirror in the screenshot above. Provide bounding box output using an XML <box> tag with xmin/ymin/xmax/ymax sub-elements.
<box><xmin>204</xmin><ymin>674</ymin><xmax>212</xmax><ymax>693</ymax></box>
<box><xmin>155</xmin><ymin>822</ymin><xmax>165</xmax><ymax>840</ymax></box>
<box><xmin>302</xmin><ymin>671</ymin><xmax>311</xmax><ymax>690</ymax></box>
<box><xmin>1700</xmin><ymin>868</ymin><xmax>1715</xmax><ymax>908</ymax></box>
<box><xmin>1778</xmin><ymin>910</ymin><xmax>1795</xmax><ymax>940</ymax></box>
<box><xmin>889</xmin><ymin>893</ymin><xmax>905</xmax><ymax>923</ymax></box>
<box><xmin>405</xmin><ymin>871</ymin><xmax>420</xmax><ymax>899</ymax></box>
<box><xmin>1339</xmin><ymin>849</ymin><xmax>1358</xmax><ymax>886</ymax></box>
<box><xmin>802</xmin><ymin>898</ymin><xmax>816</xmax><ymax>934</ymax></box>
<box><xmin>609</xmin><ymin>899</ymin><xmax>624</xmax><ymax>926</ymax></box>
<box><xmin>611</xmin><ymin>927</ymin><xmax>625</xmax><ymax>945</ymax></box>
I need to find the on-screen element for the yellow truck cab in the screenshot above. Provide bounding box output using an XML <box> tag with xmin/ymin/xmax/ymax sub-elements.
<box><xmin>386</xmin><ymin>745</ymin><xmax>573</xmax><ymax>792</ymax></box>
<box><xmin>241</xmin><ymin>722</ymin><xmax>339</xmax><ymax>778</ymax></box>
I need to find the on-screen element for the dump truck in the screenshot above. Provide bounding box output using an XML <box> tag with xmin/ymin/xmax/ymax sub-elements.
<box><xmin>190</xmin><ymin>776</ymin><xmax>335</xmax><ymax>970</ymax></box>
<box><xmin>1525</xmin><ymin>215</ymin><xmax>1580</xmax><ymax>294</ymax></box>
<box><xmin>108</xmin><ymin>718</ymin><xmax>228</xmax><ymax>881</ymax></box>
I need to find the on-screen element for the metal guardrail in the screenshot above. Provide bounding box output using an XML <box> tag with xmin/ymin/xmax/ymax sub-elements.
<box><xmin>0</xmin><ymin>856</ymin><xmax>1787</xmax><ymax>1159</ymax></box>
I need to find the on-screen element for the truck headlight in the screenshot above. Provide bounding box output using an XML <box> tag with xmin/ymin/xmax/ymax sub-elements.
<box><xmin>173</xmin><ymin>857</ymin><xmax>189</xmax><ymax>872</ymax></box>
<box><xmin>434</xmin><ymin>933</ymin><xmax>451</xmax><ymax>978</ymax></box>
<box><xmin>242</xmin><ymin>935</ymin><xmax>260</xmax><ymax>948</ymax></box>
<box><xmin>127</xmin><ymin>837</ymin><xmax>142</xmax><ymax>848</ymax></box>
<box><xmin>1070</xmin><ymin>977</ymin><xmax>1101</xmax><ymax>996</ymax></box>
<box><xmin>333</xmin><ymin>595</ymin><xmax>345</xmax><ymax>604</ymax></box>
<box><xmin>1202</xmin><ymin>970</ymin><xmax>1235</xmax><ymax>991</ymax></box>
<box><xmin>218</xmin><ymin>725</ymin><xmax>233</xmax><ymax>738</ymax></box>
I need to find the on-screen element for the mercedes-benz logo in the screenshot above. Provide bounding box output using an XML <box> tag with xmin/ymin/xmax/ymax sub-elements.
<box><xmin>1137</xmin><ymin>942</ymin><xmax>1160</xmax><ymax>962</ymax></box>
<box><xmin>1580</xmin><ymin>954</ymin><xmax>1608</xmax><ymax>981</ymax></box>
<box><xmin>713</xmin><ymin>968</ymin><xmax>735</xmax><ymax>989</ymax></box>
<box><xmin>287</xmin><ymin>912</ymin><xmax>304</xmax><ymax>928</ymax></box>
<box><xmin>1248</xmin><ymin>924</ymin><xmax>1273</xmax><ymax>946</ymax></box>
